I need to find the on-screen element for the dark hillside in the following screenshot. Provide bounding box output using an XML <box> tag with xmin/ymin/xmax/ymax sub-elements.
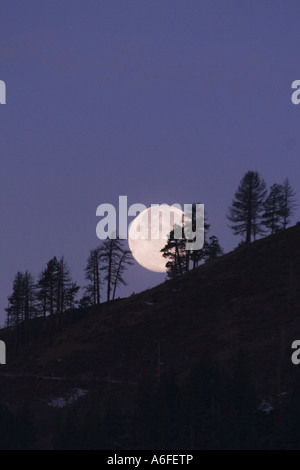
<box><xmin>1</xmin><ymin>224</ymin><xmax>300</xmax><ymax>449</ymax></box>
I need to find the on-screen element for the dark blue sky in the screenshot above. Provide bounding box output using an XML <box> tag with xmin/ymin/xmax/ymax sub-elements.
<box><xmin>1</xmin><ymin>1</ymin><xmax>300</xmax><ymax>324</ymax></box>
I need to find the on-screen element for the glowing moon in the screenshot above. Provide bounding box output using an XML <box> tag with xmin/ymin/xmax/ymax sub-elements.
<box><xmin>128</xmin><ymin>205</ymin><xmax>184</xmax><ymax>272</ymax></box>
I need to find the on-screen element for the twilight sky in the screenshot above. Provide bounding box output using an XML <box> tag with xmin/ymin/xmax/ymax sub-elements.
<box><xmin>1</xmin><ymin>0</ymin><xmax>300</xmax><ymax>325</ymax></box>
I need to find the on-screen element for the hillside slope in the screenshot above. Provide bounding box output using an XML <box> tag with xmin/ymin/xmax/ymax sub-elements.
<box><xmin>1</xmin><ymin>225</ymin><xmax>300</xmax><ymax>449</ymax></box>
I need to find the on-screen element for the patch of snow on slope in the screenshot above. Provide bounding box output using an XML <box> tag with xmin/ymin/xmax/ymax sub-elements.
<box><xmin>48</xmin><ymin>388</ymin><xmax>88</xmax><ymax>408</ymax></box>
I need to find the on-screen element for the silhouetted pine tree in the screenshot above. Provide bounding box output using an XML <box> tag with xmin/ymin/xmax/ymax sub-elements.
<box><xmin>56</xmin><ymin>257</ymin><xmax>79</xmax><ymax>327</ymax></box>
<box><xmin>84</xmin><ymin>248</ymin><xmax>101</xmax><ymax>306</ymax></box>
<box><xmin>111</xmin><ymin>249</ymin><xmax>133</xmax><ymax>300</ymax></box>
<box><xmin>161</xmin><ymin>206</ymin><xmax>215</xmax><ymax>275</ymax></box>
<box><xmin>37</xmin><ymin>257</ymin><xmax>79</xmax><ymax>340</ymax></box>
<box><xmin>37</xmin><ymin>257</ymin><xmax>59</xmax><ymax>340</ymax></box>
<box><xmin>5</xmin><ymin>271</ymin><xmax>36</xmax><ymax>347</ymax></box>
<box><xmin>227</xmin><ymin>171</ymin><xmax>267</xmax><ymax>245</ymax></box>
<box><xmin>262</xmin><ymin>184</ymin><xmax>285</xmax><ymax>235</ymax></box>
<box><xmin>100</xmin><ymin>237</ymin><xmax>132</xmax><ymax>302</ymax></box>
<box><xmin>281</xmin><ymin>178</ymin><xmax>297</xmax><ymax>229</ymax></box>
<box><xmin>161</xmin><ymin>224</ymin><xmax>188</xmax><ymax>278</ymax></box>
<box><xmin>204</xmin><ymin>235</ymin><xmax>224</xmax><ymax>262</ymax></box>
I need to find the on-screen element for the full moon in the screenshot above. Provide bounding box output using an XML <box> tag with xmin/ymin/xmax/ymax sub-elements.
<box><xmin>128</xmin><ymin>205</ymin><xmax>184</xmax><ymax>272</ymax></box>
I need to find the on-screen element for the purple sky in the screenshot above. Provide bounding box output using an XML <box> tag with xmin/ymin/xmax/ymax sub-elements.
<box><xmin>1</xmin><ymin>1</ymin><xmax>300</xmax><ymax>325</ymax></box>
